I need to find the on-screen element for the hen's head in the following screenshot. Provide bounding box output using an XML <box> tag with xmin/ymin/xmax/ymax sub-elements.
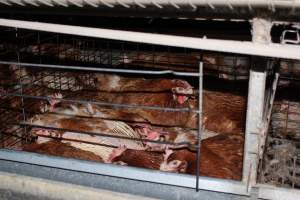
<box><xmin>160</xmin><ymin>159</ymin><xmax>188</xmax><ymax>173</ymax></box>
<box><xmin>172</xmin><ymin>80</ymin><xmax>193</xmax><ymax>104</ymax></box>
<box><xmin>160</xmin><ymin>149</ymin><xmax>188</xmax><ymax>173</ymax></box>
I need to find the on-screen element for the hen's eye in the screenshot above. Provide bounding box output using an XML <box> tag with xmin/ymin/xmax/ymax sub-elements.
<box><xmin>177</xmin><ymin>87</ymin><xmax>184</xmax><ymax>92</ymax></box>
<box><xmin>171</xmin><ymin>160</ymin><xmax>179</xmax><ymax>166</ymax></box>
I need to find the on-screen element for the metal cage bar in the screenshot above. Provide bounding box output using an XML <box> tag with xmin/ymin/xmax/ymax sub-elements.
<box><xmin>0</xmin><ymin>24</ymin><xmax>253</xmax><ymax>195</ymax></box>
<box><xmin>0</xmin><ymin>29</ymin><xmax>208</xmax><ymax>191</ymax></box>
<box><xmin>1</xmin><ymin>0</ymin><xmax>300</xmax><ymax>9</ymax></box>
<box><xmin>0</xmin><ymin>19</ymin><xmax>299</xmax><ymax>60</ymax></box>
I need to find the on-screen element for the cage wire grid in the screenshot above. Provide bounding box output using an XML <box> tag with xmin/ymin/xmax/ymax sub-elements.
<box><xmin>0</xmin><ymin>27</ymin><xmax>250</xmax><ymax>80</ymax></box>
<box><xmin>3</xmin><ymin>26</ymin><xmax>293</xmax><ymax>187</ymax></box>
<box><xmin>259</xmin><ymin>60</ymin><xmax>300</xmax><ymax>189</ymax></box>
<box><xmin>2</xmin><ymin>27</ymin><xmax>300</xmax><ymax>191</ymax></box>
<box><xmin>0</xmin><ymin>27</ymin><xmax>212</xmax><ymax>191</ymax></box>
<box><xmin>7</xmin><ymin>26</ymin><xmax>299</xmax><ymax>192</ymax></box>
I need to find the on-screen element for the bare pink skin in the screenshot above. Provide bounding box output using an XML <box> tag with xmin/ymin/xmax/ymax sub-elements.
<box><xmin>33</xmin><ymin>129</ymin><xmax>61</xmax><ymax>144</ymax></box>
<box><xmin>146</xmin><ymin>130</ymin><xmax>160</xmax><ymax>140</ymax></box>
<box><xmin>177</xmin><ymin>95</ymin><xmax>187</xmax><ymax>104</ymax></box>
<box><xmin>34</xmin><ymin>129</ymin><xmax>60</xmax><ymax>138</ymax></box>
<box><xmin>163</xmin><ymin>149</ymin><xmax>173</xmax><ymax>161</ymax></box>
<box><xmin>159</xmin><ymin>149</ymin><xmax>187</xmax><ymax>173</ymax></box>
<box><xmin>134</xmin><ymin>124</ymin><xmax>166</xmax><ymax>139</ymax></box>
<box><xmin>106</xmin><ymin>146</ymin><xmax>127</xmax><ymax>164</ymax></box>
<box><xmin>48</xmin><ymin>93</ymin><xmax>63</xmax><ymax>112</ymax></box>
<box><xmin>35</xmin><ymin>129</ymin><xmax>49</xmax><ymax>136</ymax></box>
<box><xmin>172</xmin><ymin>80</ymin><xmax>193</xmax><ymax>104</ymax></box>
<box><xmin>135</xmin><ymin>125</ymin><xmax>168</xmax><ymax>151</ymax></box>
<box><xmin>134</xmin><ymin>124</ymin><xmax>161</xmax><ymax>149</ymax></box>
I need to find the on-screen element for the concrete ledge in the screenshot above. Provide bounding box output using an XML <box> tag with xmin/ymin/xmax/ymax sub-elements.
<box><xmin>0</xmin><ymin>171</ymin><xmax>158</xmax><ymax>200</ymax></box>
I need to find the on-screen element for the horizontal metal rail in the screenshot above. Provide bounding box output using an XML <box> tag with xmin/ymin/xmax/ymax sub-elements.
<box><xmin>0</xmin><ymin>149</ymin><xmax>249</xmax><ymax>195</ymax></box>
<box><xmin>0</xmin><ymin>92</ymin><xmax>199</xmax><ymax>113</ymax></box>
<box><xmin>19</xmin><ymin>122</ymin><xmax>197</xmax><ymax>148</ymax></box>
<box><xmin>0</xmin><ymin>61</ymin><xmax>200</xmax><ymax>77</ymax></box>
<box><xmin>0</xmin><ymin>0</ymin><xmax>300</xmax><ymax>10</ymax></box>
<box><xmin>0</xmin><ymin>19</ymin><xmax>299</xmax><ymax>60</ymax></box>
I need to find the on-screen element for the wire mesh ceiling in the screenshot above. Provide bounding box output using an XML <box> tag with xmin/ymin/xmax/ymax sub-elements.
<box><xmin>0</xmin><ymin>0</ymin><xmax>299</xmax><ymax>11</ymax></box>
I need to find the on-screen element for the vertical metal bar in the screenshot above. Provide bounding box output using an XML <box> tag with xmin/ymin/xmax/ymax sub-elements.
<box><xmin>167</xmin><ymin>46</ymin><xmax>170</xmax><ymax>69</ymax></box>
<box><xmin>72</xmin><ymin>38</ymin><xmax>76</xmax><ymax>61</ymax></box>
<box><xmin>234</xmin><ymin>55</ymin><xmax>238</xmax><ymax>81</ymax></box>
<box><xmin>152</xmin><ymin>45</ymin><xmax>155</xmax><ymax>66</ymax></box>
<box><xmin>285</xmin><ymin>101</ymin><xmax>290</xmax><ymax>135</ymax></box>
<box><xmin>196</xmin><ymin>61</ymin><xmax>203</xmax><ymax>191</ymax></box>
<box><xmin>100</xmin><ymin>43</ymin><xmax>104</xmax><ymax>64</ymax></box>
<box><xmin>108</xmin><ymin>41</ymin><xmax>112</xmax><ymax>66</ymax></box>
<box><xmin>0</xmin><ymin>109</ymin><xmax>3</xmax><ymax>148</ymax></box>
<box><xmin>243</xmin><ymin>57</ymin><xmax>267</xmax><ymax>190</ymax></box>
<box><xmin>56</xmin><ymin>34</ymin><xmax>59</xmax><ymax>64</ymax></box>
<box><xmin>37</xmin><ymin>32</ymin><xmax>41</xmax><ymax>64</ymax></box>
<box><xmin>93</xmin><ymin>40</ymin><xmax>96</xmax><ymax>63</ymax></box>
<box><xmin>292</xmin><ymin>156</ymin><xmax>296</xmax><ymax>188</ymax></box>
<box><xmin>121</xmin><ymin>41</ymin><xmax>125</xmax><ymax>66</ymax></box>
<box><xmin>183</xmin><ymin>48</ymin><xmax>187</xmax><ymax>68</ymax></box>
<box><xmin>59</xmin><ymin>69</ymin><xmax>62</xmax><ymax>91</ymax></box>
<box><xmin>136</xmin><ymin>42</ymin><xmax>140</xmax><ymax>63</ymax></box>
<box><xmin>15</xmin><ymin>28</ymin><xmax>28</xmax><ymax>143</ymax></box>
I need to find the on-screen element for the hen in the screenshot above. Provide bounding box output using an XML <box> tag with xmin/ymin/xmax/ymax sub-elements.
<box><xmin>28</xmin><ymin>113</ymin><xmax>145</xmax><ymax>162</ymax></box>
<box><xmin>28</xmin><ymin>113</ymin><xmax>189</xmax><ymax>172</ymax></box>
<box><xmin>170</xmin><ymin>134</ymin><xmax>244</xmax><ymax>180</ymax></box>
<box><xmin>89</xmin><ymin>73</ymin><xmax>194</xmax><ymax>105</ymax></box>
<box><xmin>49</xmin><ymin>89</ymin><xmax>245</xmax><ymax>134</ymax></box>
<box><xmin>23</xmin><ymin>140</ymin><xmax>104</xmax><ymax>163</ymax></box>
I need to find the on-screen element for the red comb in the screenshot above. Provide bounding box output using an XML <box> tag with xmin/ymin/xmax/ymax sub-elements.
<box><xmin>175</xmin><ymin>80</ymin><xmax>192</xmax><ymax>89</ymax></box>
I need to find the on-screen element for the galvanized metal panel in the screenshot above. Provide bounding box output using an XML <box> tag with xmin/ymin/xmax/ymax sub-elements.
<box><xmin>0</xmin><ymin>149</ymin><xmax>248</xmax><ymax>195</ymax></box>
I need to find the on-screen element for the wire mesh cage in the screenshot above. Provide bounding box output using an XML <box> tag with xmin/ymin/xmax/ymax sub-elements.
<box><xmin>0</xmin><ymin>27</ymin><xmax>251</xmax><ymax>80</ymax></box>
<box><xmin>0</xmin><ymin>27</ymin><xmax>250</xmax><ymax>191</ymax></box>
<box><xmin>259</xmin><ymin>60</ymin><xmax>300</xmax><ymax>189</ymax></box>
<box><xmin>280</xmin><ymin>60</ymin><xmax>300</xmax><ymax>81</ymax></box>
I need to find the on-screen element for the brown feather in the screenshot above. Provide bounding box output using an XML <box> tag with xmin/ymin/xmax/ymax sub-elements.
<box><xmin>23</xmin><ymin>140</ymin><xmax>104</xmax><ymax>162</ymax></box>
